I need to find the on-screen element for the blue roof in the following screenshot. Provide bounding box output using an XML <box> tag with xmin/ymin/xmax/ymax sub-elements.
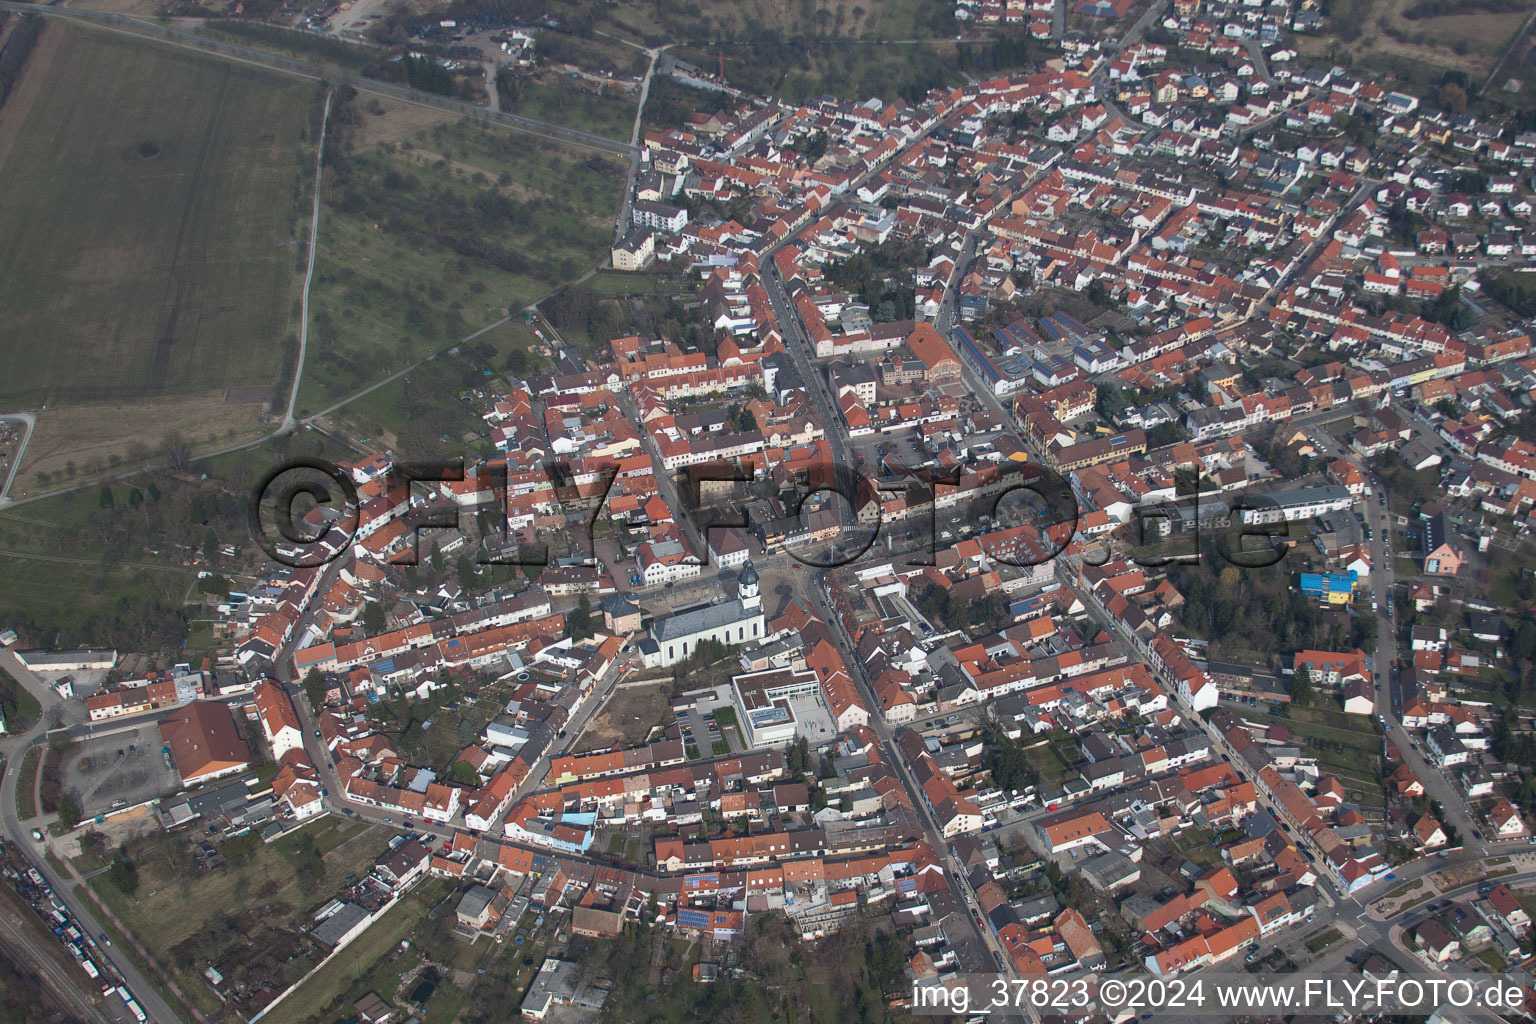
<box><xmin>1299</xmin><ymin>571</ymin><xmax>1358</xmax><ymax>594</ymax></box>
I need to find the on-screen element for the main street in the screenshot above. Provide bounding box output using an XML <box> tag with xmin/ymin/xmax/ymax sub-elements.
<box><xmin>751</xmin><ymin>108</ymin><xmax>1050</xmax><ymax>1017</ymax></box>
<box><xmin>1302</xmin><ymin>423</ymin><xmax>1486</xmax><ymax>853</ymax></box>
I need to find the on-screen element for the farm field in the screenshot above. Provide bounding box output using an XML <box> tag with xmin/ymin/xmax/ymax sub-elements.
<box><xmin>0</xmin><ymin>25</ymin><xmax>314</xmax><ymax>489</ymax></box>
<box><xmin>296</xmin><ymin>98</ymin><xmax>627</xmax><ymax>415</ymax></box>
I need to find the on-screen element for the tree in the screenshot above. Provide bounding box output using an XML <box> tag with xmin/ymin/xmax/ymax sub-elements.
<box><xmin>107</xmin><ymin>856</ymin><xmax>139</xmax><ymax>896</ymax></box>
<box><xmin>57</xmin><ymin>792</ymin><xmax>82</xmax><ymax>830</ymax></box>
<box><xmin>448</xmin><ymin>760</ymin><xmax>479</xmax><ymax>785</ymax></box>
<box><xmin>80</xmin><ymin>831</ymin><xmax>108</xmax><ymax>860</ymax></box>
<box><xmin>1290</xmin><ymin>666</ymin><xmax>1314</xmax><ymax>707</ymax></box>
<box><xmin>1514</xmin><ymin>621</ymin><xmax>1536</xmax><ymax>663</ymax></box>
<box><xmin>304</xmin><ymin>668</ymin><xmax>327</xmax><ymax>712</ymax></box>
<box><xmin>987</xmin><ymin>739</ymin><xmax>1038</xmax><ymax>793</ymax></box>
<box><xmin>162</xmin><ymin>431</ymin><xmax>191</xmax><ymax>473</ymax></box>
<box><xmin>787</xmin><ymin>735</ymin><xmax>810</xmax><ymax>774</ymax></box>
<box><xmin>565</xmin><ymin>595</ymin><xmax>592</xmax><ymax>639</ymax></box>
<box><xmin>1095</xmin><ymin>383</ymin><xmax>1130</xmax><ymax>423</ymax></box>
<box><xmin>362</xmin><ymin>601</ymin><xmax>386</xmax><ymax>634</ymax></box>
<box><xmin>1438</xmin><ymin>82</ymin><xmax>1468</xmax><ymax>114</ymax></box>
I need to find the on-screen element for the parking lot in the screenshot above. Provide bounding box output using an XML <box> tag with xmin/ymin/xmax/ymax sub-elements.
<box><xmin>672</xmin><ymin>691</ymin><xmax>744</xmax><ymax>757</ymax></box>
<box><xmin>59</xmin><ymin>724</ymin><xmax>181</xmax><ymax>816</ymax></box>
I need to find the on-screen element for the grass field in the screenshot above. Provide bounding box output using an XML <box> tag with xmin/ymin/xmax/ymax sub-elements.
<box><xmin>90</xmin><ymin>817</ymin><xmax>390</xmax><ymax>1019</ymax></box>
<box><xmin>0</xmin><ymin>25</ymin><xmax>313</xmax><ymax>490</ymax></box>
<box><xmin>1234</xmin><ymin>703</ymin><xmax>1384</xmax><ymax>791</ymax></box>
<box><xmin>296</xmin><ymin>99</ymin><xmax>625</xmax><ymax>414</ymax></box>
<box><xmin>0</xmin><ymin>553</ymin><xmax>195</xmax><ymax>648</ymax></box>
<box><xmin>605</xmin><ymin>0</ymin><xmax>946</xmax><ymax>42</ymax></box>
<box><xmin>1301</xmin><ymin>0</ymin><xmax>1533</xmax><ymax>80</ymax></box>
<box><xmin>90</xmin><ymin>817</ymin><xmax>386</xmax><ymax>954</ymax></box>
<box><xmin>258</xmin><ymin>880</ymin><xmax>448</xmax><ymax>1024</ymax></box>
<box><xmin>505</xmin><ymin>76</ymin><xmax>639</xmax><ymax>142</ymax></box>
<box><xmin>80</xmin><ymin>887</ymin><xmax>196</xmax><ymax>1022</ymax></box>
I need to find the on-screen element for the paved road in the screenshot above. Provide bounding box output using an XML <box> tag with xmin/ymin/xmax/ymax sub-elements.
<box><xmin>1242</xmin><ymin>38</ymin><xmax>1273</xmax><ymax>86</ymax></box>
<box><xmin>0</xmin><ymin>412</ymin><xmax>36</xmax><ymax>506</ymax></box>
<box><xmin>1299</xmin><ymin>422</ymin><xmax>1484</xmax><ymax>851</ymax></box>
<box><xmin>482</xmin><ymin>61</ymin><xmax>500</xmax><ymax>113</ymax></box>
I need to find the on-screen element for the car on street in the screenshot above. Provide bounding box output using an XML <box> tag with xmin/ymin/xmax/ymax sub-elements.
<box><xmin>99</xmin><ymin>933</ymin><xmax>110</xmax><ymax>946</ymax></box>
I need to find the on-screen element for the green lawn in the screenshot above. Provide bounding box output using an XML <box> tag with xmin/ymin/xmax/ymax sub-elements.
<box><xmin>1305</xmin><ymin>928</ymin><xmax>1343</xmax><ymax>954</ymax></box>
<box><xmin>296</xmin><ymin>109</ymin><xmax>625</xmax><ymax>414</ymax></box>
<box><xmin>0</xmin><ymin>666</ymin><xmax>43</xmax><ymax>728</ymax></box>
<box><xmin>0</xmin><ymin>25</ymin><xmax>310</xmax><ymax>408</ymax></box>
<box><xmin>14</xmin><ymin>747</ymin><xmax>41</xmax><ymax>821</ymax></box>
<box><xmin>1472</xmin><ymin>947</ymin><xmax>1506</xmax><ymax>970</ymax></box>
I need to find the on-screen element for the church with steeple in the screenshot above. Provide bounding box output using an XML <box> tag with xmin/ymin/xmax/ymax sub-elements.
<box><xmin>638</xmin><ymin>562</ymin><xmax>768</xmax><ymax>669</ymax></box>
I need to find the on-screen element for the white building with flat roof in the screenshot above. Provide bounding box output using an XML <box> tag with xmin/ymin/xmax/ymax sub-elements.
<box><xmin>730</xmin><ymin>667</ymin><xmax>820</xmax><ymax>747</ymax></box>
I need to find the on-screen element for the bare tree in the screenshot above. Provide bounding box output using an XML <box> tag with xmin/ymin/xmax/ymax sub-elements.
<box><xmin>162</xmin><ymin>430</ymin><xmax>192</xmax><ymax>474</ymax></box>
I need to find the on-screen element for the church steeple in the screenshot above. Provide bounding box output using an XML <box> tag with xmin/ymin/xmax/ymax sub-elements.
<box><xmin>738</xmin><ymin>561</ymin><xmax>760</xmax><ymax>608</ymax></box>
